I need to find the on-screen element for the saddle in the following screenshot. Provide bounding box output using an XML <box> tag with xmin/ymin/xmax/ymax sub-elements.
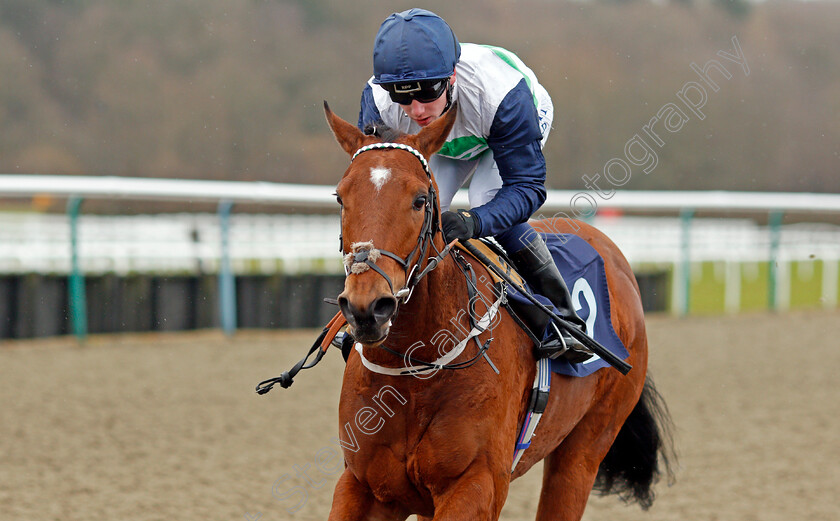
<box><xmin>454</xmin><ymin>238</ymin><xmax>525</xmax><ymax>287</ymax></box>
<box><xmin>454</xmin><ymin>238</ymin><xmax>557</xmax><ymax>352</ymax></box>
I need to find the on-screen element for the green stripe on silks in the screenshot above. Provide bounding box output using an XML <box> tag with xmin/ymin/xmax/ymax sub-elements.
<box><xmin>438</xmin><ymin>135</ymin><xmax>488</xmax><ymax>160</ymax></box>
<box><xmin>481</xmin><ymin>45</ymin><xmax>539</xmax><ymax>108</ymax></box>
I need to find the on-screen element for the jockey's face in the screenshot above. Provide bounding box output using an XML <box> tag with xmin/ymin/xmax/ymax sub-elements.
<box><xmin>399</xmin><ymin>75</ymin><xmax>455</xmax><ymax>128</ymax></box>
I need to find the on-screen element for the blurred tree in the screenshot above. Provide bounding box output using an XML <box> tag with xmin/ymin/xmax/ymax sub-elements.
<box><xmin>0</xmin><ymin>0</ymin><xmax>838</xmax><ymax>198</ymax></box>
<box><xmin>715</xmin><ymin>0</ymin><xmax>751</xmax><ymax>19</ymax></box>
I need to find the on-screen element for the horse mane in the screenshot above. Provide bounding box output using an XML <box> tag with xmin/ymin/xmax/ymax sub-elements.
<box><xmin>363</xmin><ymin>122</ymin><xmax>403</xmax><ymax>143</ymax></box>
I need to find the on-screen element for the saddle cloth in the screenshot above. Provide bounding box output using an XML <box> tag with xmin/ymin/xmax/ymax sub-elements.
<box><xmin>462</xmin><ymin>234</ymin><xmax>629</xmax><ymax>378</ymax></box>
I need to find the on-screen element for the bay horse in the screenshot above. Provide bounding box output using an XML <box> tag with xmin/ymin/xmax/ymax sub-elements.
<box><xmin>323</xmin><ymin>102</ymin><xmax>672</xmax><ymax>521</ymax></box>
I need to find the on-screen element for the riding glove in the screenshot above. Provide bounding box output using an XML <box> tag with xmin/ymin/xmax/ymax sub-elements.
<box><xmin>441</xmin><ymin>209</ymin><xmax>479</xmax><ymax>242</ymax></box>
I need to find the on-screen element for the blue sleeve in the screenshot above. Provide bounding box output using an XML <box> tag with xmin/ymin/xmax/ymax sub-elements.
<box><xmin>470</xmin><ymin>78</ymin><xmax>547</xmax><ymax>237</ymax></box>
<box><xmin>358</xmin><ymin>83</ymin><xmax>384</xmax><ymax>131</ymax></box>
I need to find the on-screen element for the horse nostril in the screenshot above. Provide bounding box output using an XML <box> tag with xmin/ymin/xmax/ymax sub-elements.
<box><xmin>338</xmin><ymin>295</ymin><xmax>357</xmax><ymax>325</ymax></box>
<box><xmin>338</xmin><ymin>294</ymin><xmax>396</xmax><ymax>332</ymax></box>
<box><xmin>371</xmin><ymin>296</ymin><xmax>397</xmax><ymax>326</ymax></box>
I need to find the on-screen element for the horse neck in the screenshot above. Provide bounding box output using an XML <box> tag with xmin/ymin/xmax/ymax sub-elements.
<box><xmin>377</xmin><ymin>246</ymin><xmax>473</xmax><ymax>362</ymax></box>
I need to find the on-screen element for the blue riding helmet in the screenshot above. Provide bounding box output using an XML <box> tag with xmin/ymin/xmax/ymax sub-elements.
<box><xmin>372</xmin><ymin>8</ymin><xmax>461</xmax><ymax>85</ymax></box>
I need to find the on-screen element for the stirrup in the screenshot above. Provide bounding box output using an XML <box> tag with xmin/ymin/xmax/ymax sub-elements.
<box><xmin>535</xmin><ymin>322</ymin><xmax>594</xmax><ymax>364</ymax></box>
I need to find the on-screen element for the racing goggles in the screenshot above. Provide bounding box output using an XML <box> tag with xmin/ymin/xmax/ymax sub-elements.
<box><xmin>382</xmin><ymin>78</ymin><xmax>449</xmax><ymax>105</ymax></box>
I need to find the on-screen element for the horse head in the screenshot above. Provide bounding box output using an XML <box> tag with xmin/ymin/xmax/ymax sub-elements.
<box><xmin>324</xmin><ymin>101</ymin><xmax>457</xmax><ymax>344</ymax></box>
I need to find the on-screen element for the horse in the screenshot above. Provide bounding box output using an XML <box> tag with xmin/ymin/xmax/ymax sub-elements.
<box><xmin>322</xmin><ymin>101</ymin><xmax>673</xmax><ymax>521</ymax></box>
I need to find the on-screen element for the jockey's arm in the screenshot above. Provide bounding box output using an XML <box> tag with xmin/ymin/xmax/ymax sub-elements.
<box><xmin>469</xmin><ymin>80</ymin><xmax>547</xmax><ymax>237</ymax></box>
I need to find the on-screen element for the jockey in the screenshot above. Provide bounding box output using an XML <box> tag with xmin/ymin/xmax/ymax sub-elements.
<box><xmin>358</xmin><ymin>8</ymin><xmax>589</xmax><ymax>361</ymax></box>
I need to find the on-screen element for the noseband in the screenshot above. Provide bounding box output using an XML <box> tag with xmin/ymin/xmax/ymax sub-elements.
<box><xmin>342</xmin><ymin>142</ymin><xmax>442</xmax><ymax>303</ymax></box>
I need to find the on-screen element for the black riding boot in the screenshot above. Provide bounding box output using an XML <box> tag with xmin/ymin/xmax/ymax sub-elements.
<box><xmin>509</xmin><ymin>235</ymin><xmax>593</xmax><ymax>363</ymax></box>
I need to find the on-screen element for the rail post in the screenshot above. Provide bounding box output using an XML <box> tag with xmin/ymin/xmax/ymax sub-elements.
<box><xmin>218</xmin><ymin>200</ymin><xmax>237</xmax><ymax>335</ymax></box>
<box><xmin>767</xmin><ymin>210</ymin><xmax>784</xmax><ymax>311</ymax></box>
<box><xmin>67</xmin><ymin>196</ymin><xmax>88</xmax><ymax>342</ymax></box>
<box><xmin>678</xmin><ymin>208</ymin><xmax>695</xmax><ymax>316</ymax></box>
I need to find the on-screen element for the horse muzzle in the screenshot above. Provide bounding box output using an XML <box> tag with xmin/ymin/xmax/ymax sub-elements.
<box><xmin>338</xmin><ymin>293</ymin><xmax>397</xmax><ymax>344</ymax></box>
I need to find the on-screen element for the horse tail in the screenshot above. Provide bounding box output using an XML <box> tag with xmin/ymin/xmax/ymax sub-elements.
<box><xmin>593</xmin><ymin>376</ymin><xmax>676</xmax><ymax>510</ymax></box>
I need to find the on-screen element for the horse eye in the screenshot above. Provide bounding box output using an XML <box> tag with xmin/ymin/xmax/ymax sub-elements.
<box><xmin>412</xmin><ymin>195</ymin><xmax>427</xmax><ymax>211</ymax></box>
<box><xmin>335</xmin><ymin>194</ymin><xmax>343</xmax><ymax>206</ymax></box>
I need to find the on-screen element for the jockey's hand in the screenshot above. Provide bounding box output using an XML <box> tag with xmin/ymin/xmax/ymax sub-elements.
<box><xmin>441</xmin><ymin>209</ymin><xmax>479</xmax><ymax>242</ymax></box>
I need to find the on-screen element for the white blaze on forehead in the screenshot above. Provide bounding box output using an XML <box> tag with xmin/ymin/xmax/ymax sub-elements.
<box><xmin>369</xmin><ymin>166</ymin><xmax>391</xmax><ymax>192</ymax></box>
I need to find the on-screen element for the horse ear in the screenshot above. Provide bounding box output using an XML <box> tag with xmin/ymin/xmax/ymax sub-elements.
<box><xmin>324</xmin><ymin>101</ymin><xmax>364</xmax><ymax>156</ymax></box>
<box><xmin>414</xmin><ymin>102</ymin><xmax>458</xmax><ymax>158</ymax></box>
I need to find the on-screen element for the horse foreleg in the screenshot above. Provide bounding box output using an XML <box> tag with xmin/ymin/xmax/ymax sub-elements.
<box><xmin>431</xmin><ymin>469</ymin><xmax>507</xmax><ymax>521</ymax></box>
<box><xmin>328</xmin><ymin>469</ymin><xmax>408</xmax><ymax>521</ymax></box>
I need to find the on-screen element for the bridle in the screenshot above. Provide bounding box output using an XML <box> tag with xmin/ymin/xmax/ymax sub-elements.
<box><xmin>254</xmin><ymin>141</ymin><xmax>496</xmax><ymax>394</ymax></box>
<box><xmin>339</xmin><ymin>141</ymin><xmax>502</xmax><ymax>377</ymax></box>
<box><xmin>341</xmin><ymin>142</ymin><xmax>448</xmax><ymax>304</ymax></box>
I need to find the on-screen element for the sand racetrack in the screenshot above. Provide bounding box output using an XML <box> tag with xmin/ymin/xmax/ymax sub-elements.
<box><xmin>1</xmin><ymin>311</ymin><xmax>838</xmax><ymax>521</ymax></box>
